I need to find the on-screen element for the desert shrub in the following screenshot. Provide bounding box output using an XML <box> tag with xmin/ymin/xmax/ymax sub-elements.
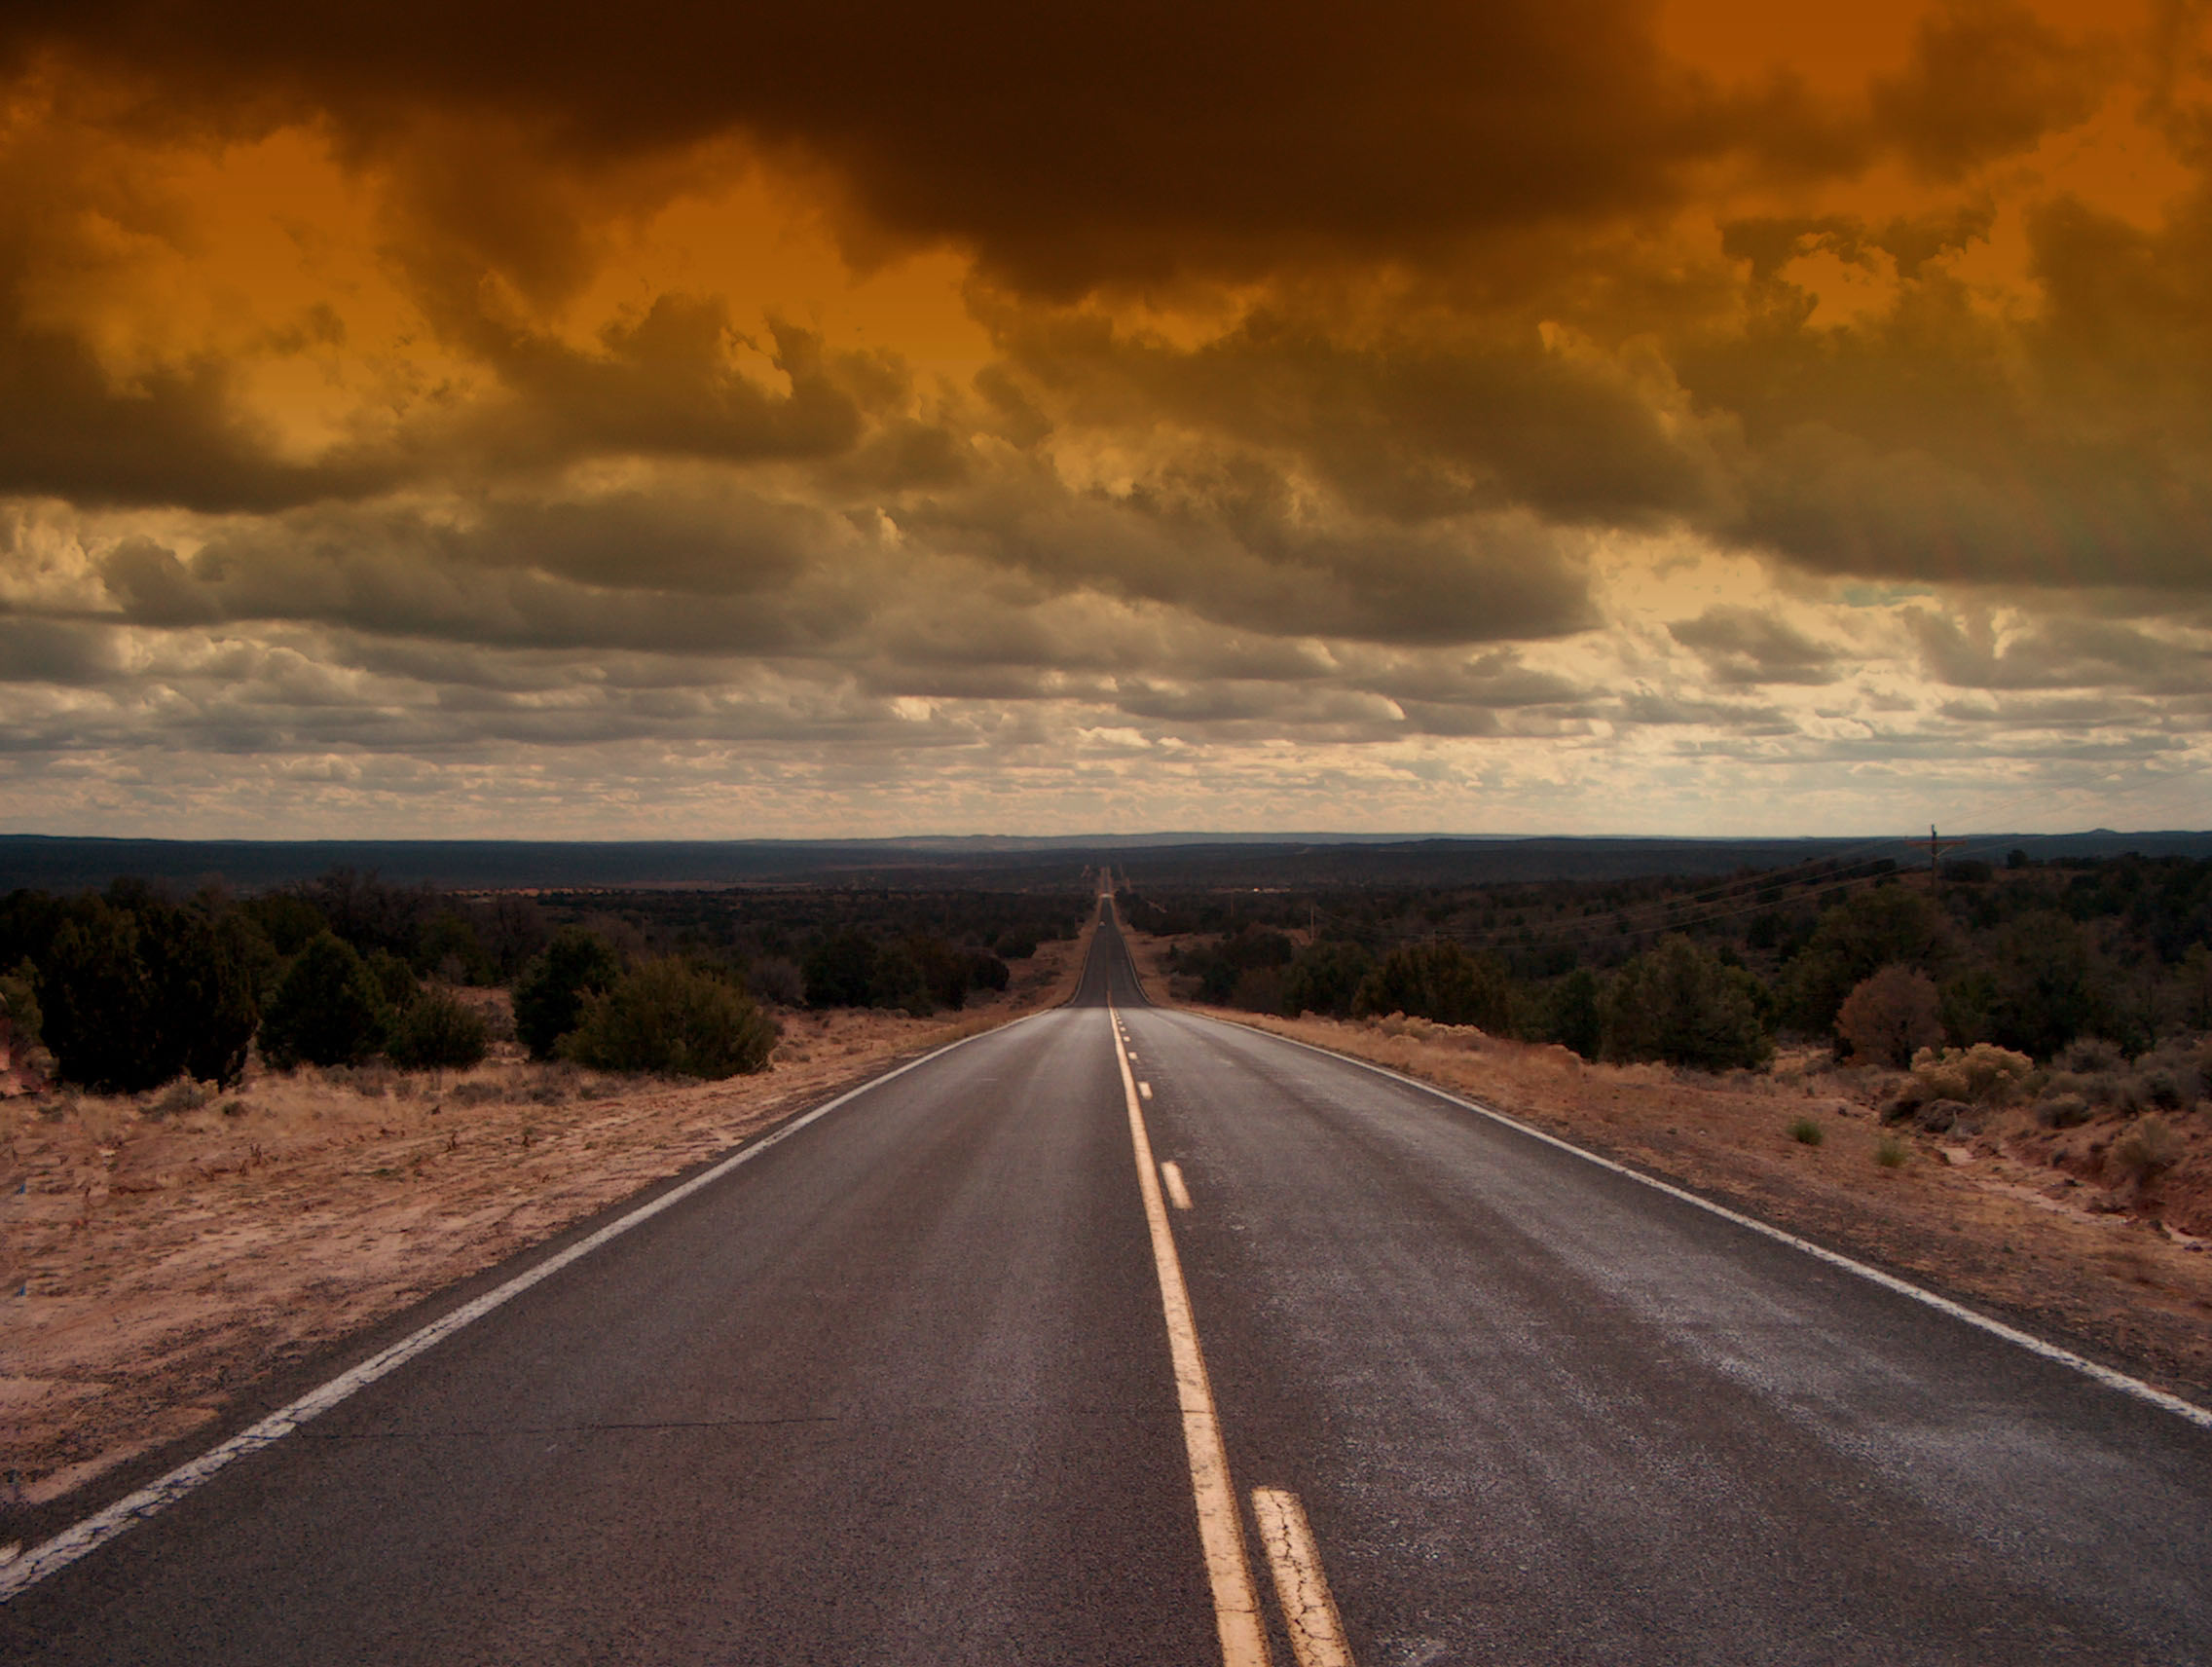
<box><xmin>1914</xmin><ymin>1098</ymin><xmax>1972</xmax><ymax>1134</ymax></box>
<box><xmin>148</xmin><ymin>1077</ymin><xmax>210</xmax><ymax>1117</ymax></box>
<box><xmin>2130</xmin><ymin>1040</ymin><xmax>2204</xmax><ymax>1110</ymax></box>
<box><xmin>2036</xmin><ymin>1092</ymin><xmax>2093</xmax><ymax>1129</ymax></box>
<box><xmin>560</xmin><ymin>957</ymin><xmax>779</xmax><ymax>1079</ymax></box>
<box><xmin>513</xmin><ymin>928</ymin><xmax>622</xmax><ymax>1059</ymax></box>
<box><xmin>2057</xmin><ymin>1036</ymin><xmax>2126</xmax><ymax>1074</ymax></box>
<box><xmin>1600</xmin><ymin>935</ymin><xmax>1771</xmax><ymax>1071</ymax></box>
<box><xmin>1874</xmin><ymin>1135</ymin><xmax>1911</xmax><ymax>1168</ymax></box>
<box><xmin>1880</xmin><ymin>1077</ymin><xmax>1929</xmax><ymax>1124</ymax></box>
<box><xmin>39</xmin><ymin>894</ymin><xmax>260</xmax><ymax>1091</ymax></box>
<box><xmin>966</xmin><ymin>951</ymin><xmax>1011</xmax><ymax>994</ymax></box>
<box><xmin>1280</xmin><ymin>941</ymin><xmax>1375</xmax><ymax>1019</ymax></box>
<box><xmin>260</xmin><ymin>932</ymin><xmax>390</xmax><ymax>1070</ymax></box>
<box><xmin>1909</xmin><ymin>1043</ymin><xmax>2032</xmax><ymax>1106</ymax></box>
<box><xmin>748</xmin><ymin>955</ymin><xmax>806</xmax><ymax>1007</ymax></box>
<box><xmin>993</xmin><ymin>927</ymin><xmax>1040</xmax><ymax>960</ymax></box>
<box><xmin>2109</xmin><ymin>1118</ymin><xmax>2184</xmax><ymax>1185</ymax></box>
<box><xmin>1784</xmin><ymin>887</ymin><xmax>1952</xmax><ymax>1033</ymax></box>
<box><xmin>387</xmin><ymin>986</ymin><xmax>491</xmax><ymax>1071</ymax></box>
<box><xmin>1835</xmin><ymin>964</ymin><xmax>1945</xmax><ymax>1068</ymax></box>
<box><xmin>1355</xmin><ymin>941</ymin><xmax>1515</xmax><ymax>1031</ymax></box>
<box><xmin>1788</xmin><ymin>1116</ymin><xmax>1825</xmax><ymax>1146</ymax></box>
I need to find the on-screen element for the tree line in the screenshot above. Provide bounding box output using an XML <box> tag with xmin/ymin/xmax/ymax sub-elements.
<box><xmin>1137</xmin><ymin>849</ymin><xmax>2212</xmax><ymax>1072</ymax></box>
<box><xmin>0</xmin><ymin>871</ymin><xmax>1089</xmax><ymax>1093</ymax></box>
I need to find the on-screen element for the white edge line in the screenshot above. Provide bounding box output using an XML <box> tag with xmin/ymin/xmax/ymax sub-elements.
<box><xmin>0</xmin><ymin>1014</ymin><xmax>1044</xmax><ymax>1603</ymax></box>
<box><xmin>1186</xmin><ymin>1012</ymin><xmax>2212</xmax><ymax>1434</ymax></box>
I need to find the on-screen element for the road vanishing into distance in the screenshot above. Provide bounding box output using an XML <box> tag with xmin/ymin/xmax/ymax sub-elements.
<box><xmin>7</xmin><ymin>902</ymin><xmax>2212</xmax><ymax>1664</ymax></box>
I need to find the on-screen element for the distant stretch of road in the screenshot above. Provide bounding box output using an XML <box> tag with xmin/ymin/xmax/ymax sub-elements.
<box><xmin>7</xmin><ymin>904</ymin><xmax>2210</xmax><ymax>1663</ymax></box>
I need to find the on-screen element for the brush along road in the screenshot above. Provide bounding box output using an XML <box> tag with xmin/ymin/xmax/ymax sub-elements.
<box><xmin>6</xmin><ymin>911</ymin><xmax>2210</xmax><ymax>1664</ymax></box>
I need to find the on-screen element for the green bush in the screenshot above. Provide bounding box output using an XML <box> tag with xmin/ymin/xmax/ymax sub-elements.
<box><xmin>1785</xmin><ymin>887</ymin><xmax>1952</xmax><ymax>1034</ymax></box>
<box><xmin>513</xmin><ymin>928</ymin><xmax>622</xmax><ymax>1059</ymax></box>
<box><xmin>1602</xmin><ymin>935</ymin><xmax>1771</xmax><ymax>1071</ymax></box>
<box><xmin>560</xmin><ymin>958</ymin><xmax>778</xmax><ymax>1079</ymax></box>
<box><xmin>39</xmin><ymin>894</ymin><xmax>260</xmax><ymax>1091</ymax></box>
<box><xmin>1</xmin><ymin>957</ymin><xmax>42</xmax><ymax>1051</ymax></box>
<box><xmin>387</xmin><ymin>986</ymin><xmax>490</xmax><ymax>1071</ymax></box>
<box><xmin>366</xmin><ymin>947</ymin><xmax>421</xmax><ymax>1014</ymax></box>
<box><xmin>1539</xmin><ymin>966</ymin><xmax>1603</xmax><ymax>1059</ymax></box>
<box><xmin>1354</xmin><ymin>941</ymin><xmax>1514</xmax><ymax>1030</ymax></box>
<box><xmin>803</xmin><ymin>930</ymin><xmax>876</xmax><ymax>1008</ymax></box>
<box><xmin>260</xmin><ymin>932</ymin><xmax>390</xmax><ymax>1070</ymax></box>
<box><xmin>1788</xmin><ymin>1116</ymin><xmax>1825</xmax><ymax>1146</ymax></box>
<box><xmin>1280</xmin><ymin>940</ymin><xmax>1374</xmax><ymax>1019</ymax></box>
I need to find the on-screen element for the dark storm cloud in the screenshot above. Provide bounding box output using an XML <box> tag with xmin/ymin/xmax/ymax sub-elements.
<box><xmin>912</xmin><ymin>466</ymin><xmax>1598</xmax><ymax>647</ymax></box>
<box><xmin>1685</xmin><ymin>189</ymin><xmax>2212</xmax><ymax>594</ymax></box>
<box><xmin>93</xmin><ymin>496</ymin><xmax>871</xmax><ymax>653</ymax></box>
<box><xmin>0</xmin><ymin>616</ymin><xmax>124</xmax><ymax>685</ymax></box>
<box><xmin>1670</xmin><ymin>606</ymin><xmax>1843</xmax><ymax>685</ymax></box>
<box><xmin>0</xmin><ymin>1</ymin><xmax>1852</xmax><ymax>296</ymax></box>
<box><xmin>1869</xmin><ymin>0</ymin><xmax>2110</xmax><ymax>179</ymax></box>
<box><xmin>0</xmin><ymin>273</ymin><xmax>400</xmax><ymax>514</ymax></box>
<box><xmin>441</xmin><ymin>309</ymin><xmax>886</xmax><ymax>474</ymax></box>
<box><xmin>1005</xmin><ymin>310</ymin><xmax>1728</xmax><ymax>527</ymax></box>
<box><xmin>1910</xmin><ymin>610</ymin><xmax>2212</xmax><ymax>693</ymax></box>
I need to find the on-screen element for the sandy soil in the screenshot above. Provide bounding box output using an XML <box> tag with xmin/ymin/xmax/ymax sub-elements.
<box><xmin>0</xmin><ymin>931</ymin><xmax>1090</xmax><ymax>1515</ymax></box>
<box><xmin>1125</xmin><ymin>933</ymin><xmax>2212</xmax><ymax>1408</ymax></box>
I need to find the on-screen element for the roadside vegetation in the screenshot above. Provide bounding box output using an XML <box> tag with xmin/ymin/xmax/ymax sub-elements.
<box><xmin>0</xmin><ymin>869</ymin><xmax>1087</xmax><ymax>1094</ymax></box>
<box><xmin>1131</xmin><ymin>847</ymin><xmax>2211</xmax><ymax>1073</ymax></box>
<box><xmin>1128</xmin><ymin>848</ymin><xmax>2212</xmax><ymax>1266</ymax></box>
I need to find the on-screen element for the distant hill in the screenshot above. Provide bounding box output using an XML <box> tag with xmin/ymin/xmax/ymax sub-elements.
<box><xmin>2</xmin><ymin>829</ymin><xmax>2208</xmax><ymax>895</ymax></box>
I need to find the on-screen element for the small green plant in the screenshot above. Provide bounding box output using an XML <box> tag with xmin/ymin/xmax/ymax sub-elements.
<box><xmin>1788</xmin><ymin>1116</ymin><xmax>1825</xmax><ymax>1147</ymax></box>
<box><xmin>1874</xmin><ymin>1135</ymin><xmax>1910</xmax><ymax>1168</ymax></box>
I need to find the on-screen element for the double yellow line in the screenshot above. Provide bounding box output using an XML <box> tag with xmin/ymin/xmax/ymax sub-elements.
<box><xmin>1110</xmin><ymin>1005</ymin><xmax>1356</xmax><ymax>1667</ymax></box>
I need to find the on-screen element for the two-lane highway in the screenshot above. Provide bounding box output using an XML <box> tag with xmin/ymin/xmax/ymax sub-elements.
<box><xmin>7</xmin><ymin>908</ymin><xmax>2210</xmax><ymax>1663</ymax></box>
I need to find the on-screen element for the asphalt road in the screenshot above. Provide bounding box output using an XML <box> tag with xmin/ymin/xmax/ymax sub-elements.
<box><xmin>7</xmin><ymin>908</ymin><xmax>2210</xmax><ymax>1664</ymax></box>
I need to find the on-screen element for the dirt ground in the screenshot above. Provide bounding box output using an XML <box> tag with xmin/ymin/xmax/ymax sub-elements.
<box><xmin>1124</xmin><ymin>933</ymin><xmax>2212</xmax><ymax>1409</ymax></box>
<box><xmin>0</xmin><ymin>931</ymin><xmax>1090</xmax><ymax>1516</ymax></box>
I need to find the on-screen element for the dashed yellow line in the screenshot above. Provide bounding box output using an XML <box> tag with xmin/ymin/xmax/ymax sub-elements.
<box><xmin>1111</xmin><ymin>1004</ymin><xmax>1272</xmax><ymax>1667</ymax></box>
<box><xmin>1161</xmin><ymin>1161</ymin><xmax>1194</xmax><ymax>1210</ymax></box>
<box><xmin>1252</xmin><ymin>1488</ymin><xmax>1357</xmax><ymax>1667</ymax></box>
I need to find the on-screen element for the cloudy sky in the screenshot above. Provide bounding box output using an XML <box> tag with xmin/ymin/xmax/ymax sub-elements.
<box><xmin>0</xmin><ymin>0</ymin><xmax>2207</xmax><ymax>837</ymax></box>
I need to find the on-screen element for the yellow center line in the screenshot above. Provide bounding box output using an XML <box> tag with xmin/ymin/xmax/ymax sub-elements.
<box><xmin>1111</xmin><ymin>1003</ymin><xmax>1272</xmax><ymax>1667</ymax></box>
<box><xmin>1252</xmin><ymin>1488</ymin><xmax>1358</xmax><ymax>1667</ymax></box>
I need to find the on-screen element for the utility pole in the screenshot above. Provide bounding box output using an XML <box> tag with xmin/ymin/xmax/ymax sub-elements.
<box><xmin>1907</xmin><ymin>824</ymin><xmax>1968</xmax><ymax>891</ymax></box>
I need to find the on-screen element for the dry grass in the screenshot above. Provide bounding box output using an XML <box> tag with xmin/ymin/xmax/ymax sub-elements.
<box><xmin>0</xmin><ymin>928</ymin><xmax>1090</xmax><ymax>1510</ymax></box>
